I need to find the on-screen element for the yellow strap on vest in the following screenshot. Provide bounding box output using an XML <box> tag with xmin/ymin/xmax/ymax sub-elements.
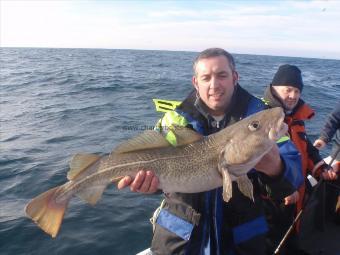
<box><xmin>260</xmin><ymin>97</ymin><xmax>270</xmax><ymax>106</ymax></box>
<box><xmin>153</xmin><ymin>99</ymin><xmax>182</xmax><ymax>112</ymax></box>
<box><xmin>155</xmin><ymin>111</ymin><xmax>189</xmax><ymax>146</ymax></box>
<box><xmin>277</xmin><ymin>135</ymin><xmax>290</xmax><ymax>144</ymax></box>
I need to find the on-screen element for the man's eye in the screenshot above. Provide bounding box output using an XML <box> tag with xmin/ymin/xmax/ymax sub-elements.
<box><xmin>218</xmin><ymin>74</ymin><xmax>228</xmax><ymax>78</ymax></box>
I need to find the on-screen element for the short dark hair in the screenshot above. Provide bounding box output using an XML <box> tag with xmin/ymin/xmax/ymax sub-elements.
<box><xmin>193</xmin><ymin>48</ymin><xmax>236</xmax><ymax>75</ymax></box>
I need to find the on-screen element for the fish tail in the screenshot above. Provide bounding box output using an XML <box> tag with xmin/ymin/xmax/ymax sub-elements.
<box><xmin>25</xmin><ymin>185</ymin><xmax>70</xmax><ymax>238</ymax></box>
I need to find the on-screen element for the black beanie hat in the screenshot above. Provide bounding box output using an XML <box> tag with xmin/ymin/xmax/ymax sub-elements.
<box><xmin>271</xmin><ymin>64</ymin><xmax>304</xmax><ymax>91</ymax></box>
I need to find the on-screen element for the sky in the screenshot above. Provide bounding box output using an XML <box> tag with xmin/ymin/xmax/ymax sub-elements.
<box><xmin>1</xmin><ymin>0</ymin><xmax>340</xmax><ymax>59</ymax></box>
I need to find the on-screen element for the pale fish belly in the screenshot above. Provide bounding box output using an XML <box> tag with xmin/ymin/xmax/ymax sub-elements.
<box><xmin>158</xmin><ymin>167</ymin><xmax>222</xmax><ymax>193</ymax></box>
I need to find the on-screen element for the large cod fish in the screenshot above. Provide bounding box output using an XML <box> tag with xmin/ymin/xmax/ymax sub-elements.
<box><xmin>25</xmin><ymin>107</ymin><xmax>287</xmax><ymax>238</ymax></box>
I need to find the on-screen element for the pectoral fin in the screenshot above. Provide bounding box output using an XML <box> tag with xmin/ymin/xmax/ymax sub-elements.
<box><xmin>236</xmin><ymin>175</ymin><xmax>254</xmax><ymax>202</ymax></box>
<box><xmin>221</xmin><ymin>170</ymin><xmax>233</xmax><ymax>202</ymax></box>
<box><xmin>218</xmin><ymin>150</ymin><xmax>232</xmax><ymax>202</ymax></box>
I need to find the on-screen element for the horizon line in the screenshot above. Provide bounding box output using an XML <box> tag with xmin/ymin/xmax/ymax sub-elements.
<box><xmin>1</xmin><ymin>46</ymin><xmax>339</xmax><ymax>61</ymax></box>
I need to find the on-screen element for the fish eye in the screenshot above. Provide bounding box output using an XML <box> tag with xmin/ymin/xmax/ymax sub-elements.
<box><xmin>248</xmin><ymin>121</ymin><xmax>260</xmax><ymax>131</ymax></box>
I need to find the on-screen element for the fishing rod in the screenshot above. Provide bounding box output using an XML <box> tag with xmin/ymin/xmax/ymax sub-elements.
<box><xmin>272</xmin><ymin>181</ymin><xmax>323</xmax><ymax>255</ymax></box>
<box><xmin>273</xmin><ymin>144</ymin><xmax>340</xmax><ymax>255</ymax></box>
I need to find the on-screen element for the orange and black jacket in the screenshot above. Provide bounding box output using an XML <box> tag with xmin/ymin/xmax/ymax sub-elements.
<box><xmin>264</xmin><ymin>86</ymin><xmax>324</xmax><ymax>211</ymax></box>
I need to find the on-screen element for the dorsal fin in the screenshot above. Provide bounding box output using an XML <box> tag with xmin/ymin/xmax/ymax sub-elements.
<box><xmin>170</xmin><ymin>125</ymin><xmax>203</xmax><ymax>146</ymax></box>
<box><xmin>114</xmin><ymin>130</ymin><xmax>172</xmax><ymax>154</ymax></box>
<box><xmin>67</xmin><ymin>153</ymin><xmax>101</xmax><ymax>180</ymax></box>
<box><xmin>114</xmin><ymin>127</ymin><xmax>203</xmax><ymax>154</ymax></box>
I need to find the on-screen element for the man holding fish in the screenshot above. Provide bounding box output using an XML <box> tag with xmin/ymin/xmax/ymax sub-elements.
<box><xmin>118</xmin><ymin>48</ymin><xmax>303</xmax><ymax>255</ymax></box>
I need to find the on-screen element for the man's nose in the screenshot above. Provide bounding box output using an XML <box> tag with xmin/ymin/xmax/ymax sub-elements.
<box><xmin>210</xmin><ymin>76</ymin><xmax>219</xmax><ymax>88</ymax></box>
<box><xmin>289</xmin><ymin>91</ymin><xmax>299</xmax><ymax>99</ymax></box>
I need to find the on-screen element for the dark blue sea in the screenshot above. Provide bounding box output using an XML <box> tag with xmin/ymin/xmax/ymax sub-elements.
<box><xmin>0</xmin><ymin>48</ymin><xmax>339</xmax><ymax>255</ymax></box>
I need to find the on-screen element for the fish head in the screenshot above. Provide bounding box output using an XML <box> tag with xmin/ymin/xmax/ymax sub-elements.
<box><xmin>220</xmin><ymin>107</ymin><xmax>287</xmax><ymax>178</ymax></box>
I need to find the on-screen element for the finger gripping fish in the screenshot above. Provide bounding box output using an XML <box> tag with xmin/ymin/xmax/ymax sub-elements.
<box><xmin>25</xmin><ymin>107</ymin><xmax>287</xmax><ymax>238</ymax></box>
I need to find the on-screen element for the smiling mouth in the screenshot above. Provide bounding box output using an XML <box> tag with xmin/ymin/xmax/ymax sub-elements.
<box><xmin>210</xmin><ymin>93</ymin><xmax>223</xmax><ymax>98</ymax></box>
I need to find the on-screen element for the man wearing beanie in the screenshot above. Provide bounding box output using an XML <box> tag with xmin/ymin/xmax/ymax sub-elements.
<box><xmin>262</xmin><ymin>64</ymin><xmax>338</xmax><ymax>255</ymax></box>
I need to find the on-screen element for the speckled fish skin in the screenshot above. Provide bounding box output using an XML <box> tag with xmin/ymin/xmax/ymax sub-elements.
<box><xmin>59</xmin><ymin>107</ymin><xmax>286</xmax><ymax>198</ymax></box>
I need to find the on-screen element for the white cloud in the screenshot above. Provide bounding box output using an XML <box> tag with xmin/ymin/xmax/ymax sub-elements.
<box><xmin>148</xmin><ymin>10</ymin><xmax>201</xmax><ymax>18</ymax></box>
<box><xmin>1</xmin><ymin>0</ymin><xmax>340</xmax><ymax>59</ymax></box>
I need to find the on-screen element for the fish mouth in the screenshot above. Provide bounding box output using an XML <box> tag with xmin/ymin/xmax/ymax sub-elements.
<box><xmin>269</xmin><ymin>113</ymin><xmax>287</xmax><ymax>141</ymax></box>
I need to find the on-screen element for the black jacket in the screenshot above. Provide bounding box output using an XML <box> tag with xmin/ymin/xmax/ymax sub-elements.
<box><xmin>320</xmin><ymin>101</ymin><xmax>340</xmax><ymax>146</ymax></box>
<box><xmin>150</xmin><ymin>85</ymin><xmax>302</xmax><ymax>255</ymax></box>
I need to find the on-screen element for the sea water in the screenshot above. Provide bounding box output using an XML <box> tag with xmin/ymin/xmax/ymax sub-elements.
<box><xmin>0</xmin><ymin>48</ymin><xmax>339</xmax><ymax>255</ymax></box>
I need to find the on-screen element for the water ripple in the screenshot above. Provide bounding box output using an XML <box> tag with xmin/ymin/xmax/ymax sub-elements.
<box><xmin>1</xmin><ymin>47</ymin><xmax>339</xmax><ymax>255</ymax></box>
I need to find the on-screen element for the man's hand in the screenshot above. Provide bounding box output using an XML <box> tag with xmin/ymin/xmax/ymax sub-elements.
<box><xmin>284</xmin><ymin>191</ymin><xmax>299</xmax><ymax>205</ymax></box>
<box><xmin>321</xmin><ymin>167</ymin><xmax>338</xmax><ymax>181</ymax></box>
<box><xmin>255</xmin><ymin>145</ymin><xmax>283</xmax><ymax>177</ymax></box>
<box><xmin>313</xmin><ymin>139</ymin><xmax>327</xmax><ymax>149</ymax></box>
<box><xmin>117</xmin><ymin>170</ymin><xmax>159</xmax><ymax>194</ymax></box>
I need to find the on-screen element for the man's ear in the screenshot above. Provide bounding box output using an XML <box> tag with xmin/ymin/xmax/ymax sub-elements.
<box><xmin>271</xmin><ymin>85</ymin><xmax>278</xmax><ymax>95</ymax></box>
<box><xmin>233</xmin><ymin>71</ymin><xmax>239</xmax><ymax>86</ymax></box>
<box><xmin>192</xmin><ymin>76</ymin><xmax>199</xmax><ymax>90</ymax></box>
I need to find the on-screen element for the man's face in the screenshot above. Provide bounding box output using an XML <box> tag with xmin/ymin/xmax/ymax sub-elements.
<box><xmin>192</xmin><ymin>56</ymin><xmax>238</xmax><ymax>116</ymax></box>
<box><xmin>272</xmin><ymin>85</ymin><xmax>301</xmax><ymax>110</ymax></box>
